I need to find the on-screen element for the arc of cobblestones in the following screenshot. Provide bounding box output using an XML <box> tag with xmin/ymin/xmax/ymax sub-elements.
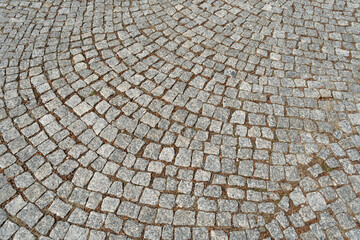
<box><xmin>0</xmin><ymin>0</ymin><xmax>360</xmax><ymax>239</ymax></box>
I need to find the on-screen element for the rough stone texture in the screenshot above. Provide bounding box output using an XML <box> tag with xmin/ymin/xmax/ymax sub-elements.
<box><xmin>0</xmin><ymin>0</ymin><xmax>359</xmax><ymax>238</ymax></box>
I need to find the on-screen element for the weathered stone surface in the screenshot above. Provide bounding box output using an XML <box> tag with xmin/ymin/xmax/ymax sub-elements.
<box><xmin>1</xmin><ymin>1</ymin><xmax>359</xmax><ymax>238</ymax></box>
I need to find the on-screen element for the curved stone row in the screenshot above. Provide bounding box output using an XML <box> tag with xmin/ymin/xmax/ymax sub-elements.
<box><xmin>0</xmin><ymin>0</ymin><xmax>360</xmax><ymax>239</ymax></box>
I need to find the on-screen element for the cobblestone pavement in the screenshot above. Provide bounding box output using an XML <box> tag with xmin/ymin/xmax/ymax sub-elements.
<box><xmin>0</xmin><ymin>0</ymin><xmax>360</xmax><ymax>239</ymax></box>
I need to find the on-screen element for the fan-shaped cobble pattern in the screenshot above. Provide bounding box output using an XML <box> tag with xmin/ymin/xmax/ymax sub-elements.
<box><xmin>0</xmin><ymin>0</ymin><xmax>360</xmax><ymax>239</ymax></box>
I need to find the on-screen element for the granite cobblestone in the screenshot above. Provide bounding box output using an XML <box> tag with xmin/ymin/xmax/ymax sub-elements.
<box><xmin>0</xmin><ymin>0</ymin><xmax>360</xmax><ymax>238</ymax></box>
